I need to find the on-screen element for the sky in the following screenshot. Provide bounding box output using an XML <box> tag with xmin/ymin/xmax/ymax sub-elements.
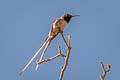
<box><xmin>0</xmin><ymin>0</ymin><xmax>120</xmax><ymax>80</ymax></box>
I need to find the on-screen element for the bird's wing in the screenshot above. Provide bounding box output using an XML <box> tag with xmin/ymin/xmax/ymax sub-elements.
<box><xmin>49</xmin><ymin>19</ymin><xmax>62</xmax><ymax>36</ymax></box>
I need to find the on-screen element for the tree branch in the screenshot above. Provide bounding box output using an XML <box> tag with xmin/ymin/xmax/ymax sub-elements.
<box><xmin>59</xmin><ymin>33</ymin><xmax>71</xmax><ymax>80</ymax></box>
<box><xmin>100</xmin><ymin>61</ymin><xmax>111</xmax><ymax>80</ymax></box>
<box><xmin>34</xmin><ymin>33</ymin><xmax>72</xmax><ymax>80</ymax></box>
<box><xmin>36</xmin><ymin>46</ymin><xmax>66</xmax><ymax>64</ymax></box>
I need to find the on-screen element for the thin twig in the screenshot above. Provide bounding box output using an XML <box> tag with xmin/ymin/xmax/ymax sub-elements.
<box><xmin>59</xmin><ymin>33</ymin><xmax>71</xmax><ymax>80</ymax></box>
<box><xmin>36</xmin><ymin>54</ymin><xmax>60</xmax><ymax>64</ymax></box>
<box><xmin>60</xmin><ymin>32</ymin><xmax>69</xmax><ymax>48</ymax></box>
<box><xmin>100</xmin><ymin>61</ymin><xmax>111</xmax><ymax>80</ymax></box>
<box><xmin>58</xmin><ymin>46</ymin><xmax>66</xmax><ymax>58</ymax></box>
<box><xmin>37</xmin><ymin>46</ymin><xmax>66</xmax><ymax>64</ymax></box>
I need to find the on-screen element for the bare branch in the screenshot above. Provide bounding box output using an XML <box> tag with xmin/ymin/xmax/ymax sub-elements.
<box><xmin>60</xmin><ymin>32</ymin><xmax>69</xmax><ymax>48</ymax></box>
<box><xmin>36</xmin><ymin>54</ymin><xmax>60</xmax><ymax>64</ymax></box>
<box><xmin>36</xmin><ymin>46</ymin><xmax>66</xmax><ymax>64</ymax></box>
<box><xmin>36</xmin><ymin>32</ymin><xmax>72</xmax><ymax>80</ymax></box>
<box><xmin>59</xmin><ymin>33</ymin><xmax>71</xmax><ymax>80</ymax></box>
<box><xmin>100</xmin><ymin>61</ymin><xmax>111</xmax><ymax>80</ymax></box>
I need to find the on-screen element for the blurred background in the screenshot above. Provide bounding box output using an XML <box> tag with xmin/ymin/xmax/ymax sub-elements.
<box><xmin>0</xmin><ymin>0</ymin><xmax>120</xmax><ymax>80</ymax></box>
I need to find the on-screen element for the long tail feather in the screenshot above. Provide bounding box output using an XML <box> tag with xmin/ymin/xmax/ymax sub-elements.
<box><xmin>19</xmin><ymin>36</ymin><xmax>49</xmax><ymax>75</ymax></box>
<box><xmin>35</xmin><ymin>39</ymin><xmax>52</xmax><ymax>70</ymax></box>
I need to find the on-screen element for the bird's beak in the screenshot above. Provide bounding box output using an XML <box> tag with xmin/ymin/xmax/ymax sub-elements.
<box><xmin>72</xmin><ymin>15</ymin><xmax>80</xmax><ymax>17</ymax></box>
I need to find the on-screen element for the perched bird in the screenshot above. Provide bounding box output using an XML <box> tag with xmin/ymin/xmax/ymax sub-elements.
<box><xmin>20</xmin><ymin>14</ymin><xmax>80</xmax><ymax>75</ymax></box>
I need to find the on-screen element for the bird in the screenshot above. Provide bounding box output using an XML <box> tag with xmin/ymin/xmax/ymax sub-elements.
<box><xmin>20</xmin><ymin>14</ymin><xmax>80</xmax><ymax>75</ymax></box>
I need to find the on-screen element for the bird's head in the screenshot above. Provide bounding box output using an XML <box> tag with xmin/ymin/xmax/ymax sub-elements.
<box><xmin>61</xmin><ymin>14</ymin><xmax>80</xmax><ymax>23</ymax></box>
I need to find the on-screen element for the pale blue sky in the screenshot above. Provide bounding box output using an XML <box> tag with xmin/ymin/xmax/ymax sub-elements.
<box><xmin>1</xmin><ymin>0</ymin><xmax>120</xmax><ymax>80</ymax></box>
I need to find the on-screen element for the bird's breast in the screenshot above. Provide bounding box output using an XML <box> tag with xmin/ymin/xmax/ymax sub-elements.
<box><xmin>59</xmin><ymin>20</ymin><xmax>68</xmax><ymax>31</ymax></box>
<box><xmin>53</xmin><ymin>19</ymin><xmax>68</xmax><ymax>31</ymax></box>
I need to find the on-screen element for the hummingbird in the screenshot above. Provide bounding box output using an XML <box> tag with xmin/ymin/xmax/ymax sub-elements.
<box><xmin>20</xmin><ymin>14</ymin><xmax>80</xmax><ymax>75</ymax></box>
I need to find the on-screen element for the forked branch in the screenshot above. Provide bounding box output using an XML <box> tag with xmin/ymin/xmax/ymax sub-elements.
<box><xmin>36</xmin><ymin>46</ymin><xmax>66</xmax><ymax>64</ymax></box>
<box><xmin>100</xmin><ymin>61</ymin><xmax>111</xmax><ymax>80</ymax></box>
<box><xmin>59</xmin><ymin>33</ymin><xmax>71</xmax><ymax>80</ymax></box>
